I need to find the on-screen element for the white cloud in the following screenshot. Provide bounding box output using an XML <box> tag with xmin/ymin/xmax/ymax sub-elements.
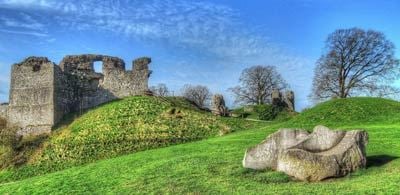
<box><xmin>0</xmin><ymin>10</ymin><xmax>48</xmax><ymax>37</ymax></box>
<box><xmin>0</xmin><ymin>0</ymin><xmax>55</xmax><ymax>9</ymax></box>
<box><xmin>0</xmin><ymin>14</ymin><xmax>44</xmax><ymax>30</ymax></box>
<box><xmin>0</xmin><ymin>29</ymin><xmax>47</xmax><ymax>37</ymax></box>
<box><xmin>0</xmin><ymin>0</ymin><xmax>315</xmax><ymax>109</ymax></box>
<box><xmin>1</xmin><ymin>0</ymin><xmax>261</xmax><ymax>60</ymax></box>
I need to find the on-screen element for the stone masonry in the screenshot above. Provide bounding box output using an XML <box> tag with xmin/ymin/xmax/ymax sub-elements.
<box><xmin>0</xmin><ymin>103</ymin><xmax>7</xmax><ymax>120</ymax></box>
<box><xmin>211</xmin><ymin>94</ymin><xmax>228</xmax><ymax>116</ymax></box>
<box><xmin>4</xmin><ymin>54</ymin><xmax>152</xmax><ymax>136</ymax></box>
<box><xmin>272</xmin><ymin>89</ymin><xmax>295</xmax><ymax>111</ymax></box>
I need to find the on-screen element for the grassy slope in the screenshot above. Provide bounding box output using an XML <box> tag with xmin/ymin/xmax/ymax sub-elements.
<box><xmin>0</xmin><ymin>96</ymin><xmax>260</xmax><ymax>182</ymax></box>
<box><xmin>287</xmin><ymin>97</ymin><xmax>400</xmax><ymax>127</ymax></box>
<box><xmin>1</xmin><ymin>97</ymin><xmax>400</xmax><ymax>194</ymax></box>
<box><xmin>32</xmin><ymin>96</ymin><xmax>232</xmax><ymax>165</ymax></box>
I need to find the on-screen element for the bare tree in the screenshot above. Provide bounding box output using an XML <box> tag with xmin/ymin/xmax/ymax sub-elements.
<box><xmin>181</xmin><ymin>84</ymin><xmax>211</xmax><ymax>108</ymax></box>
<box><xmin>150</xmin><ymin>83</ymin><xmax>169</xmax><ymax>97</ymax></box>
<box><xmin>311</xmin><ymin>28</ymin><xmax>400</xmax><ymax>101</ymax></box>
<box><xmin>229</xmin><ymin>65</ymin><xmax>288</xmax><ymax>105</ymax></box>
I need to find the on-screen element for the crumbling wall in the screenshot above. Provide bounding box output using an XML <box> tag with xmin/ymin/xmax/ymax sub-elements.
<box><xmin>7</xmin><ymin>54</ymin><xmax>152</xmax><ymax>136</ymax></box>
<box><xmin>7</xmin><ymin>57</ymin><xmax>56</xmax><ymax>135</ymax></box>
<box><xmin>284</xmin><ymin>91</ymin><xmax>295</xmax><ymax>111</ymax></box>
<box><xmin>59</xmin><ymin>54</ymin><xmax>150</xmax><ymax>111</ymax></box>
<box><xmin>211</xmin><ymin>94</ymin><xmax>228</xmax><ymax>116</ymax></box>
<box><xmin>59</xmin><ymin>55</ymin><xmax>117</xmax><ymax>111</ymax></box>
<box><xmin>0</xmin><ymin>104</ymin><xmax>8</xmax><ymax>120</ymax></box>
<box><xmin>102</xmin><ymin>57</ymin><xmax>151</xmax><ymax>97</ymax></box>
<box><xmin>272</xmin><ymin>89</ymin><xmax>282</xmax><ymax>107</ymax></box>
<box><xmin>53</xmin><ymin>65</ymin><xmax>75</xmax><ymax>124</ymax></box>
<box><xmin>271</xmin><ymin>89</ymin><xmax>295</xmax><ymax>112</ymax></box>
<box><xmin>59</xmin><ymin>54</ymin><xmax>125</xmax><ymax>73</ymax></box>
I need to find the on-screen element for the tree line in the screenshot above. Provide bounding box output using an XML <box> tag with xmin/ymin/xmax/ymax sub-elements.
<box><xmin>150</xmin><ymin>28</ymin><xmax>400</xmax><ymax>109</ymax></box>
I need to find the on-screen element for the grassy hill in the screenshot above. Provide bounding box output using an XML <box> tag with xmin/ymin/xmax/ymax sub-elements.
<box><xmin>287</xmin><ymin>97</ymin><xmax>400</xmax><ymax>127</ymax></box>
<box><xmin>0</xmin><ymin>96</ymin><xmax>261</xmax><ymax>182</ymax></box>
<box><xmin>0</xmin><ymin>97</ymin><xmax>399</xmax><ymax>193</ymax></box>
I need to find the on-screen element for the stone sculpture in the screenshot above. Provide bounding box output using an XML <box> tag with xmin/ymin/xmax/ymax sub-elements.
<box><xmin>243</xmin><ymin>125</ymin><xmax>368</xmax><ymax>181</ymax></box>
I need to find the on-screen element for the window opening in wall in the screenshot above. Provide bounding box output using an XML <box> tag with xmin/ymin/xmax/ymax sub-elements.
<box><xmin>93</xmin><ymin>61</ymin><xmax>103</xmax><ymax>73</ymax></box>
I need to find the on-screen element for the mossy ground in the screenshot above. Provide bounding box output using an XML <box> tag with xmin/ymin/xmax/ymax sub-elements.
<box><xmin>0</xmin><ymin>97</ymin><xmax>399</xmax><ymax>194</ymax></box>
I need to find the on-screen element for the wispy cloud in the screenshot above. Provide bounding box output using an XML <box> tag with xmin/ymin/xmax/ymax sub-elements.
<box><xmin>0</xmin><ymin>13</ymin><xmax>44</xmax><ymax>30</ymax></box>
<box><xmin>0</xmin><ymin>29</ymin><xmax>47</xmax><ymax>37</ymax></box>
<box><xmin>0</xmin><ymin>0</ymin><xmax>271</xmax><ymax>61</ymax></box>
<box><xmin>0</xmin><ymin>0</ymin><xmax>55</xmax><ymax>9</ymax></box>
<box><xmin>0</xmin><ymin>0</ymin><xmax>314</xmax><ymax>109</ymax></box>
<box><xmin>0</xmin><ymin>9</ymin><xmax>48</xmax><ymax>37</ymax></box>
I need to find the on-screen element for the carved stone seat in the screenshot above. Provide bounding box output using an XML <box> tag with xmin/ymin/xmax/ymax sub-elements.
<box><xmin>243</xmin><ymin>125</ymin><xmax>368</xmax><ymax>181</ymax></box>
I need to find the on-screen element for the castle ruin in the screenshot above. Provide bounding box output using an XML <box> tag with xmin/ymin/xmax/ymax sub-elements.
<box><xmin>1</xmin><ymin>54</ymin><xmax>152</xmax><ymax>135</ymax></box>
<box><xmin>272</xmin><ymin>89</ymin><xmax>295</xmax><ymax>111</ymax></box>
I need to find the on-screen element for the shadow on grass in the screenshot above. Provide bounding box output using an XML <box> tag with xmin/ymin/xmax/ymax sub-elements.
<box><xmin>367</xmin><ymin>155</ymin><xmax>398</xmax><ymax>168</ymax></box>
<box><xmin>234</xmin><ymin>168</ymin><xmax>290</xmax><ymax>184</ymax></box>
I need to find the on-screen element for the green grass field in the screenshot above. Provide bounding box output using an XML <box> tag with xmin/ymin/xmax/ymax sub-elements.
<box><xmin>0</xmin><ymin>97</ymin><xmax>399</xmax><ymax>194</ymax></box>
<box><xmin>0</xmin><ymin>96</ymin><xmax>261</xmax><ymax>183</ymax></box>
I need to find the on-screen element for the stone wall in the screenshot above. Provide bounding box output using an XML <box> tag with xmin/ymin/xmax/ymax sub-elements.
<box><xmin>284</xmin><ymin>91</ymin><xmax>295</xmax><ymax>111</ymax></box>
<box><xmin>7</xmin><ymin>57</ymin><xmax>56</xmax><ymax>135</ymax></box>
<box><xmin>59</xmin><ymin>54</ymin><xmax>118</xmax><ymax>112</ymax></box>
<box><xmin>271</xmin><ymin>89</ymin><xmax>295</xmax><ymax>112</ymax></box>
<box><xmin>0</xmin><ymin>104</ymin><xmax>8</xmax><ymax>120</ymax></box>
<box><xmin>211</xmin><ymin>94</ymin><xmax>228</xmax><ymax>116</ymax></box>
<box><xmin>7</xmin><ymin>54</ymin><xmax>152</xmax><ymax>136</ymax></box>
<box><xmin>53</xmin><ymin>65</ymin><xmax>75</xmax><ymax>124</ymax></box>
<box><xmin>101</xmin><ymin>57</ymin><xmax>151</xmax><ymax>98</ymax></box>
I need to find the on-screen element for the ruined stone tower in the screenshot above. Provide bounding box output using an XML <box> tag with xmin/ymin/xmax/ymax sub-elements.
<box><xmin>271</xmin><ymin>89</ymin><xmax>295</xmax><ymax>112</ymax></box>
<box><xmin>211</xmin><ymin>94</ymin><xmax>228</xmax><ymax>116</ymax></box>
<box><xmin>5</xmin><ymin>54</ymin><xmax>152</xmax><ymax>135</ymax></box>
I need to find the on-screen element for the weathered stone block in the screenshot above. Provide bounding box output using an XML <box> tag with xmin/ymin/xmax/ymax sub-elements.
<box><xmin>243</xmin><ymin>128</ymin><xmax>309</xmax><ymax>170</ymax></box>
<box><xmin>243</xmin><ymin>125</ymin><xmax>368</xmax><ymax>181</ymax></box>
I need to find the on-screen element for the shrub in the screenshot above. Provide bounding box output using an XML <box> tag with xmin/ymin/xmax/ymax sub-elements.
<box><xmin>274</xmin><ymin>110</ymin><xmax>297</xmax><ymax>122</ymax></box>
<box><xmin>255</xmin><ymin>104</ymin><xmax>278</xmax><ymax>121</ymax></box>
<box><xmin>0</xmin><ymin>127</ymin><xmax>20</xmax><ymax>150</ymax></box>
<box><xmin>231</xmin><ymin>107</ymin><xmax>249</xmax><ymax>118</ymax></box>
<box><xmin>0</xmin><ymin>127</ymin><xmax>21</xmax><ymax>168</ymax></box>
<box><xmin>0</xmin><ymin>118</ymin><xmax>6</xmax><ymax>129</ymax></box>
<box><xmin>0</xmin><ymin>145</ymin><xmax>15</xmax><ymax>169</ymax></box>
<box><xmin>0</xmin><ymin>127</ymin><xmax>49</xmax><ymax>168</ymax></box>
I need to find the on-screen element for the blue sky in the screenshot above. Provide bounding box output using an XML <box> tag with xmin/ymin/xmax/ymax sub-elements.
<box><xmin>0</xmin><ymin>0</ymin><xmax>399</xmax><ymax>110</ymax></box>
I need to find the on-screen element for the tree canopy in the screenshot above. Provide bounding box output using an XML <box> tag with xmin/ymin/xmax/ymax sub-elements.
<box><xmin>230</xmin><ymin>65</ymin><xmax>288</xmax><ymax>105</ymax></box>
<box><xmin>311</xmin><ymin>28</ymin><xmax>400</xmax><ymax>101</ymax></box>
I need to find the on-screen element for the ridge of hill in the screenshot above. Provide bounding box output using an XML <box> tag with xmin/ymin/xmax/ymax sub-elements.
<box><xmin>286</xmin><ymin>97</ymin><xmax>400</xmax><ymax>127</ymax></box>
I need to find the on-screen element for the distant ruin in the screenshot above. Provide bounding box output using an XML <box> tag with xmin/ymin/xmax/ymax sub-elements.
<box><xmin>211</xmin><ymin>94</ymin><xmax>229</xmax><ymax>116</ymax></box>
<box><xmin>1</xmin><ymin>54</ymin><xmax>152</xmax><ymax>135</ymax></box>
<box><xmin>272</xmin><ymin>89</ymin><xmax>295</xmax><ymax>112</ymax></box>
